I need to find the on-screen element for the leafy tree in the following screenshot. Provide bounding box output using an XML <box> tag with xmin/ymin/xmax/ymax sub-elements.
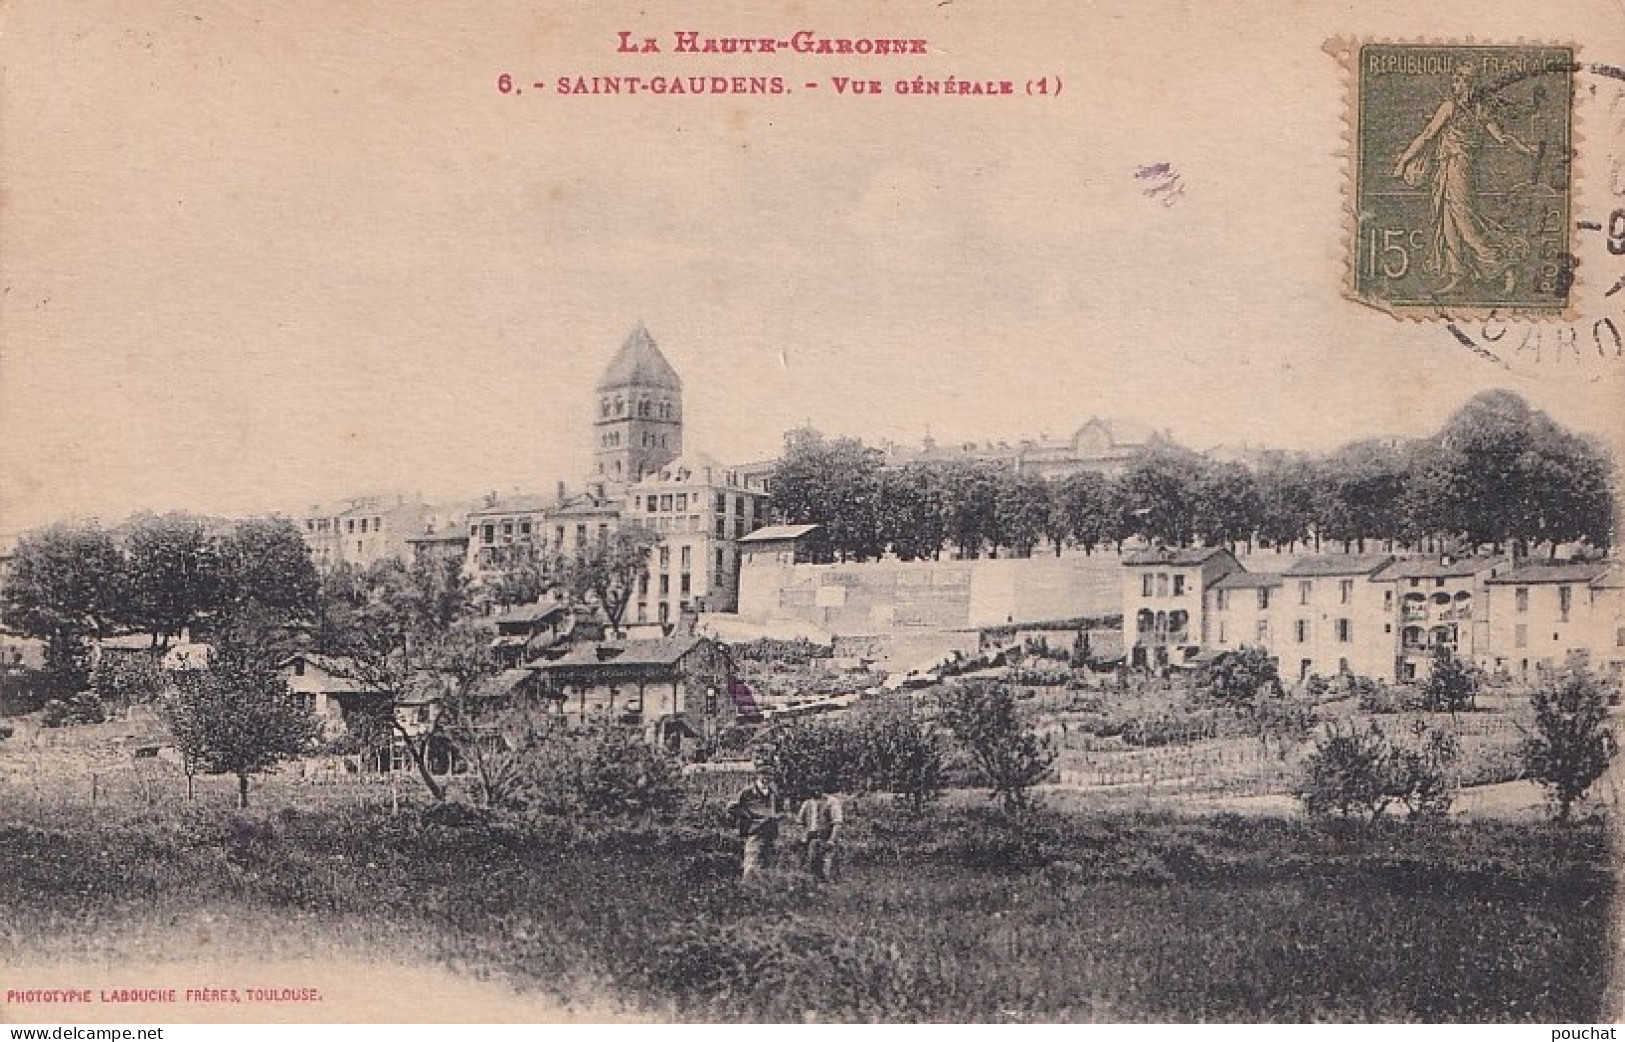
<box><xmin>0</xmin><ymin>523</ymin><xmax>126</xmax><ymax>683</ymax></box>
<box><xmin>937</xmin><ymin>459</ymin><xmax>1005</xmax><ymax>559</ymax></box>
<box><xmin>1201</xmin><ymin>645</ymin><xmax>1280</xmax><ymax>710</ymax></box>
<box><xmin>994</xmin><ymin>472</ymin><xmax>1053</xmax><ymax>558</ymax></box>
<box><xmin>1192</xmin><ymin>460</ymin><xmax>1263</xmax><ymax>550</ymax></box>
<box><xmin>757</xmin><ymin>718</ymin><xmax>856</xmax><ymax>799</ymax></box>
<box><xmin>1119</xmin><ymin>446</ymin><xmax>1205</xmax><ymax>546</ymax></box>
<box><xmin>1521</xmin><ymin>667</ymin><xmax>1618</xmax><ymax>823</ymax></box>
<box><xmin>121</xmin><ymin>512</ymin><xmax>221</xmax><ymax>648</ymax></box>
<box><xmin>1254</xmin><ymin>453</ymin><xmax>1321</xmax><ymax>551</ymax></box>
<box><xmin>559</xmin><ymin>524</ymin><xmax>659</xmax><ymax>636</ymax></box>
<box><xmin>1300</xmin><ymin>720</ymin><xmax>1457</xmax><ymax>829</ymax></box>
<box><xmin>514</xmin><ymin>717</ymin><xmax>682</xmax><ymax>819</ymax></box>
<box><xmin>770</xmin><ymin>427</ymin><xmax>885</xmax><ymax>562</ymax></box>
<box><xmin>876</xmin><ymin>463</ymin><xmax>948</xmax><ymax>561</ymax></box>
<box><xmin>852</xmin><ymin>698</ymin><xmax>946</xmax><ymax>816</ymax></box>
<box><xmin>939</xmin><ymin>680</ymin><xmax>1056</xmax><ymax>815</ymax></box>
<box><xmin>1422</xmin><ymin>644</ymin><xmax>1480</xmax><ymax>714</ymax></box>
<box><xmin>479</xmin><ymin>540</ymin><xmax>558</xmax><ymax>609</ymax></box>
<box><xmin>215</xmin><ymin>517</ymin><xmax>320</xmax><ymax>636</ymax></box>
<box><xmin>1318</xmin><ymin>441</ymin><xmax>1410</xmax><ymax>552</ymax></box>
<box><xmin>1052</xmin><ymin>471</ymin><xmax>1121</xmax><ymax>555</ymax></box>
<box><xmin>40</xmin><ymin>631</ymin><xmax>92</xmax><ymax>698</ymax></box>
<box><xmin>91</xmin><ymin>650</ymin><xmax>167</xmax><ymax>710</ymax></box>
<box><xmin>162</xmin><ymin>647</ymin><xmax>319</xmax><ymax>807</ymax></box>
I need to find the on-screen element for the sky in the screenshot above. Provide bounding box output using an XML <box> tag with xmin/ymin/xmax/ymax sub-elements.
<box><xmin>3</xmin><ymin>0</ymin><xmax>1623</xmax><ymax>539</ymax></box>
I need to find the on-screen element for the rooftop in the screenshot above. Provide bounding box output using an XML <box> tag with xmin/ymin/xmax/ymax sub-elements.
<box><xmin>1486</xmin><ymin>563</ymin><xmax>1613</xmax><ymax>586</ymax></box>
<box><xmin>1122</xmin><ymin>547</ymin><xmax>1232</xmax><ymax>567</ymax></box>
<box><xmin>1375</xmin><ymin>556</ymin><xmax>1508</xmax><ymax>581</ymax></box>
<box><xmin>1213</xmin><ymin>571</ymin><xmax>1285</xmax><ymax>590</ymax></box>
<box><xmin>739</xmin><ymin>524</ymin><xmax>823</xmax><ymax>544</ymax></box>
<box><xmin>1282</xmin><ymin>553</ymin><xmax>1394</xmax><ymax>577</ymax></box>
<box><xmin>537</xmin><ymin>636</ymin><xmax>706</xmax><ymax>671</ymax></box>
<box><xmin>595</xmin><ymin>322</ymin><xmax>682</xmax><ymax>393</ymax></box>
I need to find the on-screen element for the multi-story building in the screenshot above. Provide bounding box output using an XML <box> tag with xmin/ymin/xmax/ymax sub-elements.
<box><xmin>298</xmin><ymin>496</ymin><xmax>433</xmax><ymax>572</ymax></box>
<box><xmin>592</xmin><ymin>322</ymin><xmax>683</xmax><ymax>487</ymax></box>
<box><xmin>1375</xmin><ymin>556</ymin><xmax>1508</xmax><ymax>681</ymax></box>
<box><xmin>1278</xmin><ymin>554</ymin><xmax>1394</xmax><ymax>682</ymax></box>
<box><xmin>626</xmin><ymin>452</ymin><xmax>768</xmax><ymax>622</ymax></box>
<box><xmin>1208</xmin><ymin>570</ymin><xmax>1284</xmax><ymax>654</ymax></box>
<box><xmin>464</xmin><ymin>493</ymin><xmax>553</xmax><ymax>576</ymax></box>
<box><xmin>1121</xmin><ymin>547</ymin><xmax>1242</xmax><ymax>671</ymax></box>
<box><xmin>1484</xmin><ymin>562</ymin><xmax>1615</xmax><ymax>680</ymax></box>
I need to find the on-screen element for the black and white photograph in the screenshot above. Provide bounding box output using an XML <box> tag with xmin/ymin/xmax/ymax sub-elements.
<box><xmin>1</xmin><ymin>0</ymin><xmax>1623</xmax><ymax>1026</ymax></box>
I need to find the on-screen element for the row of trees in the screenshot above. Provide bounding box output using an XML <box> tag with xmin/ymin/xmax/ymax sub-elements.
<box><xmin>770</xmin><ymin>391</ymin><xmax>1615</xmax><ymax>562</ymax></box>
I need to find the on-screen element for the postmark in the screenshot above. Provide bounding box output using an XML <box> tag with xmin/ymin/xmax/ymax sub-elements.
<box><xmin>1346</xmin><ymin>43</ymin><xmax>1576</xmax><ymax>318</ymax></box>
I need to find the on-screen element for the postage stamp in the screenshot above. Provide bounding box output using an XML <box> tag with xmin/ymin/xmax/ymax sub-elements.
<box><xmin>1348</xmin><ymin>43</ymin><xmax>1576</xmax><ymax>318</ymax></box>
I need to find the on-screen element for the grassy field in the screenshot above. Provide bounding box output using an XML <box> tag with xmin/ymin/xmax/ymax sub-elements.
<box><xmin>0</xmin><ymin>783</ymin><xmax>1613</xmax><ymax>1023</ymax></box>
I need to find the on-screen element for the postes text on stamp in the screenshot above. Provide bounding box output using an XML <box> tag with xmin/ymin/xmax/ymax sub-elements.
<box><xmin>1351</xmin><ymin>43</ymin><xmax>1575</xmax><ymax>318</ymax></box>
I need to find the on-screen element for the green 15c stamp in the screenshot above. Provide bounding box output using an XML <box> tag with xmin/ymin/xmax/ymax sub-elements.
<box><xmin>1351</xmin><ymin>43</ymin><xmax>1575</xmax><ymax>318</ymax></box>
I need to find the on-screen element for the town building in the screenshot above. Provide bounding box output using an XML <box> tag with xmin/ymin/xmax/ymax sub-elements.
<box><xmin>1277</xmin><ymin>554</ymin><xmax>1394</xmax><ymax>682</ymax></box>
<box><xmin>592</xmin><ymin>321</ymin><xmax>684</xmax><ymax>486</ymax></box>
<box><xmin>1484</xmin><ymin>562</ymin><xmax>1615</xmax><ymax>680</ymax></box>
<box><xmin>1208</xmin><ymin>570</ymin><xmax>1284</xmax><ymax>655</ymax></box>
<box><xmin>533</xmin><ymin>635</ymin><xmax>747</xmax><ymax>750</ymax></box>
<box><xmin>1375</xmin><ymin>556</ymin><xmax>1508</xmax><ymax>681</ymax></box>
<box><xmin>297</xmin><ymin>496</ymin><xmax>435</xmax><ymax>572</ymax></box>
<box><xmin>626</xmin><ymin>452</ymin><xmax>768</xmax><ymax>622</ymax></box>
<box><xmin>1121</xmin><ymin>547</ymin><xmax>1242</xmax><ymax>671</ymax></box>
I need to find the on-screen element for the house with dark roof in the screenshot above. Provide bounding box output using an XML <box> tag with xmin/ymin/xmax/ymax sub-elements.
<box><xmin>1374</xmin><ymin>556</ymin><xmax>1508</xmax><ymax>681</ymax></box>
<box><xmin>1277</xmin><ymin>554</ymin><xmax>1395</xmax><ymax>682</ymax></box>
<box><xmin>1120</xmin><ymin>547</ymin><xmax>1242</xmax><ymax>671</ymax></box>
<box><xmin>534</xmin><ymin>635</ymin><xmax>751</xmax><ymax>750</ymax></box>
<box><xmin>1208</xmin><ymin>570</ymin><xmax>1285</xmax><ymax>655</ymax></box>
<box><xmin>489</xmin><ymin>600</ymin><xmax>572</xmax><ymax>667</ymax></box>
<box><xmin>1484</xmin><ymin>561</ymin><xmax>1617</xmax><ymax>680</ymax></box>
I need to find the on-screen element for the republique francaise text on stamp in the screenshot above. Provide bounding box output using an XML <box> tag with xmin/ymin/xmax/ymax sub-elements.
<box><xmin>1350</xmin><ymin>43</ymin><xmax>1576</xmax><ymax>318</ymax></box>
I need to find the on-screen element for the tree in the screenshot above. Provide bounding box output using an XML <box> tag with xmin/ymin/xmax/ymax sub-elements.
<box><xmin>1254</xmin><ymin>453</ymin><xmax>1320</xmax><ymax>551</ymax></box>
<box><xmin>937</xmin><ymin>459</ymin><xmax>1004</xmax><ymax>559</ymax></box>
<box><xmin>1201</xmin><ymin>645</ymin><xmax>1280</xmax><ymax>710</ymax></box>
<box><xmin>479</xmin><ymin>540</ymin><xmax>558</xmax><ymax>609</ymax></box>
<box><xmin>1191</xmin><ymin>461</ymin><xmax>1263</xmax><ymax>550</ymax></box>
<box><xmin>853</xmin><ymin>698</ymin><xmax>946</xmax><ymax>816</ymax></box>
<box><xmin>1301</xmin><ymin>720</ymin><xmax>1458</xmax><ymax>829</ymax></box>
<box><xmin>994</xmin><ymin>472</ymin><xmax>1053</xmax><ymax>558</ymax></box>
<box><xmin>1422</xmin><ymin>644</ymin><xmax>1480</xmax><ymax>715</ymax></box>
<box><xmin>875</xmin><ymin>464</ymin><xmax>948</xmax><ymax>561</ymax></box>
<box><xmin>560</xmin><ymin>524</ymin><xmax>659</xmax><ymax>636</ymax></box>
<box><xmin>121</xmin><ymin>512</ymin><xmax>221</xmax><ymax>648</ymax></box>
<box><xmin>1521</xmin><ymin>667</ymin><xmax>1618</xmax><ymax>823</ymax></box>
<box><xmin>1119</xmin><ymin>446</ymin><xmax>1205</xmax><ymax>546</ymax></box>
<box><xmin>162</xmin><ymin>648</ymin><xmax>319</xmax><ymax>807</ymax></box>
<box><xmin>939</xmin><ymin>680</ymin><xmax>1056</xmax><ymax>815</ymax></box>
<box><xmin>215</xmin><ymin>517</ymin><xmax>320</xmax><ymax>635</ymax></box>
<box><xmin>1317</xmin><ymin>441</ymin><xmax>1411</xmax><ymax>552</ymax></box>
<box><xmin>1052</xmin><ymin>471</ymin><xmax>1121</xmax><ymax>555</ymax></box>
<box><xmin>0</xmin><ymin>521</ymin><xmax>126</xmax><ymax>640</ymax></box>
<box><xmin>769</xmin><ymin>427</ymin><xmax>885</xmax><ymax>562</ymax></box>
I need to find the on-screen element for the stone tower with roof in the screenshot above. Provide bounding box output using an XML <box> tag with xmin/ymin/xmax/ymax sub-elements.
<box><xmin>593</xmin><ymin>322</ymin><xmax>684</xmax><ymax>485</ymax></box>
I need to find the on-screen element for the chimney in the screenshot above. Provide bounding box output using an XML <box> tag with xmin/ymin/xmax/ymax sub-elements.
<box><xmin>556</xmin><ymin>481</ymin><xmax>567</xmax><ymax>504</ymax></box>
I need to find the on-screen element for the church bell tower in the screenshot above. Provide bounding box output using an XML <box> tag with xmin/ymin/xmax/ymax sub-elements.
<box><xmin>593</xmin><ymin>322</ymin><xmax>683</xmax><ymax>485</ymax></box>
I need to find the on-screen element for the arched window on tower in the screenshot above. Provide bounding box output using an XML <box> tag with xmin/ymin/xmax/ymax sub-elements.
<box><xmin>638</xmin><ymin>399</ymin><xmax>650</xmax><ymax>418</ymax></box>
<box><xmin>601</xmin><ymin>398</ymin><xmax>612</xmax><ymax>418</ymax></box>
<box><xmin>614</xmin><ymin>396</ymin><xmax>625</xmax><ymax>415</ymax></box>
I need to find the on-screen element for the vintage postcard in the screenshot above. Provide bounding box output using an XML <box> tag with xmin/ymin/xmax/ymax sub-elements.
<box><xmin>2</xmin><ymin>0</ymin><xmax>1625</xmax><ymax>1027</ymax></box>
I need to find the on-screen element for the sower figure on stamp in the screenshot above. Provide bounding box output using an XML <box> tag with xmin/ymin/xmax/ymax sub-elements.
<box><xmin>1392</xmin><ymin>60</ymin><xmax>1538</xmax><ymax>297</ymax></box>
<box><xmin>728</xmin><ymin>773</ymin><xmax>781</xmax><ymax>882</ymax></box>
<box><xmin>797</xmin><ymin>785</ymin><xmax>845</xmax><ymax>883</ymax></box>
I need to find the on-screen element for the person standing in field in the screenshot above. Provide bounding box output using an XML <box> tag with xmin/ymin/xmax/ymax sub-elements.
<box><xmin>728</xmin><ymin>773</ymin><xmax>781</xmax><ymax>882</ymax></box>
<box><xmin>797</xmin><ymin>785</ymin><xmax>845</xmax><ymax>883</ymax></box>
